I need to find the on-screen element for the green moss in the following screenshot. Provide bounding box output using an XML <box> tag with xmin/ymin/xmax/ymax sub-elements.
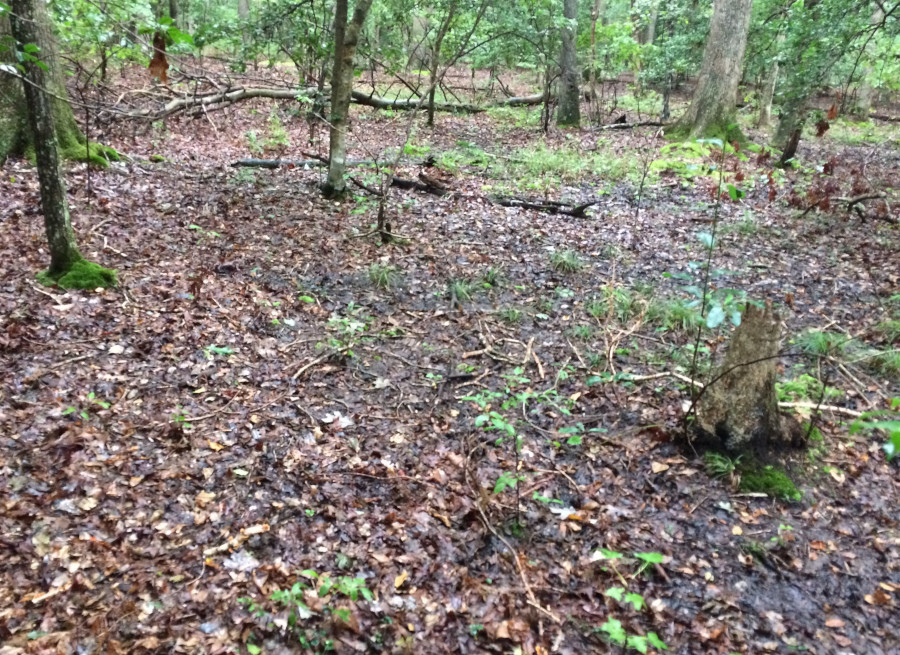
<box><xmin>666</xmin><ymin>121</ymin><xmax>748</xmax><ymax>146</ymax></box>
<box><xmin>37</xmin><ymin>259</ymin><xmax>117</xmax><ymax>289</ymax></box>
<box><xmin>59</xmin><ymin>141</ymin><xmax>120</xmax><ymax>168</ymax></box>
<box><xmin>149</xmin><ymin>154</ymin><xmax>166</xmax><ymax>163</ymax></box>
<box><xmin>740</xmin><ymin>464</ymin><xmax>801</xmax><ymax>501</ymax></box>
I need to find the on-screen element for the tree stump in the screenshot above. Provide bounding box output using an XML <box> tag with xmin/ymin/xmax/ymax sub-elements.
<box><xmin>695</xmin><ymin>301</ymin><xmax>803</xmax><ymax>453</ymax></box>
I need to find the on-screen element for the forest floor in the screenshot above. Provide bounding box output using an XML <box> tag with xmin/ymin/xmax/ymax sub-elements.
<box><xmin>1</xmin><ymin>66</ymin><xmax>899</xmax><ymax>655</ymax></box>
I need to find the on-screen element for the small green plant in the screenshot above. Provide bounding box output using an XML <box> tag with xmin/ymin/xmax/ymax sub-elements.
<box><xmin>550</xmin><ymin>249</ymin><xmax>584</xmax><ymax>274</ymax></box>
<box><xmin>594</xmin><ymin>583</ymin><xmax>668</xmax><ymax>652</ymax></box>
<box><xmin>493</xmin><ymin>471</ymin><xmax>524</xmax><ymax>494</ymax></box>
<box><xmin>482</xmin><ymin>267</ymin><xmax>503</xmax><ymax>288</ymax></box>
<box><xmin>264</xmin><ymin>111</ymin><xmax>290</xmax><ymax>151</ymax></box>
<box><xmin>498</xmin><ymin>307</ymin><xmax>523</xmax><ymax>324</ymax></box>
<box><xmin>569</xmin><ymin>324</ymin><xmax>594</xmax><ymax>341</ymax></box>
<box><xmin>776</xmin><ymin>374</ymin><xmax>842</xmax><ymax>402</ymax></box>
<box><xmin>204</xmin><ymin>344</ymin><xmax>235</xmax><ymax>359</ymax></box>
<box><xmin>448</xmin><ymin>278</ymin><xmax>475</xmax><ymax>303</ymax></box>
<box><xmin>245</xmin><ymin>130</ymin><xmax>263</xmax><ymax>155</ymax></box>
<box><xmin>321</xmin><ymin>304</ymin><xmax>373</xmax><ymax>356</ymax></box>
<box><xmin>870</xmin><ymin>349</ymin><xmax>900</xmax><ymax>379</ymax></box>
<box><xmin>532</xmin><ymin>491</ymin><xmax>564</xmax><ymax>505</ymax></box>
<box><xmin>238</xmin><ymin>571</ymin><xmax>374</xmax><ymax>652</ymax></box>
<box><xmin>851</xmin><ymin>398</ymin><xmax>900</xmax><ymax>459</ymax></box>
<box><xmin>877</xmin><ymin>319</ymin><xmax>900</xmax><ymax>343</ymax></box>
<box><xmin>704</xmin><ymin>452</ymin><xmax>740</xmax><ymax>478</ymax></box>
<box><xmin>172</xmin><ymin>406</ymin><xmax>191</xmax><ymax>427</ymax></box>
<box><xmin>62</xmin><ymin>392</ymin><xmax>110</xmax><ymax>421</ymax></box>
<box><xmin>794</xmin><ymin>330</ymin><xmax>852</xmax><ymax>357</ymax></box>
<box><xmin>368</xmin><ymin>263</ymin><xmax>399</xmax><ymax>290</ymax></box>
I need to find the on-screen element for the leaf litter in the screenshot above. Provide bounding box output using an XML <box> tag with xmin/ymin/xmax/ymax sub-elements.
<box><xmin>0</xmin><ymin>73</ymin><xmax>898</xmax><ymax>654</ymax></box>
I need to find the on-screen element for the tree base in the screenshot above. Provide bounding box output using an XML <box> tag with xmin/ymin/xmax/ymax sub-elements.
<box><xmin>666</xmin><ymin>120</ymin><xmax>747</xmax><ymax>146</ymax></box>
<box><xmin>37</xmin><ymin>259</ymin><xmax>118</xmax><ymax>289</ymax></box>
<box><xmin>26</xmin><ymin>141</ymin><xmax>120</xmax><ymax>168</ymax></box>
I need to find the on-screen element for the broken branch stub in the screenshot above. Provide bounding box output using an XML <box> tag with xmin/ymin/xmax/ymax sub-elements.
<box><xmin>696</xmin><ymin>301</ymin><xmax>804</xmax><ymax>453</ymax></box>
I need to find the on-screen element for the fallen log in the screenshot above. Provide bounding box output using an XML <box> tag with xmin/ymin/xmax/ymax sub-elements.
<box><xmin>231</xmin><ymin>158</ymin><xmax>376</xmax><ymax>169</ymax></box>
<box><xmin>131</xmin><ymin>84</ymin><xmax>547</xmax><ymax>120</ymax></box>
<box><xmin>596</xmin><ymin>120</ymin><xmax>668</xmax><ymax>131</ymax></box>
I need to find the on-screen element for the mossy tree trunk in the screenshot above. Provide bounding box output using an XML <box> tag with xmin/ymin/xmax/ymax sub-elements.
<box><xmin>557</xmin><ymin>0</ymin><xmax>581</xmax><ymax>127</ymax></box>
<box><xmin>694</xmin><ymin>301</ymin><xmax>803</xmax><ymax>454</ymax></box>
<box><xmin>323</xmin><ymin>0</ymin><xmax>374</xmax><ymax>198</ymax></box>
<box><xmin>10</xmin><ymin>0</ymin><xmax>81</xmax><ymax>275</ymax></box>
<box><xmin>671</xmin><ymin>0</ymin><xmax>752</xmax><ymax>140</ymax></box>
<box><xmin>10</xmin><ymin>0</ymin><xmax>116</xmax><ymax>288</ymax></box>
<box><xmin>1</xmin><ymin>2</ymin><xmax>116</xmax><ymax>165</ymax></box>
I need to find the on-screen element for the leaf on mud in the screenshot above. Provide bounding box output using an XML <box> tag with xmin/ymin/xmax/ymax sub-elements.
<box><xmin>864</xmin><ymin>589</ymin><xmax>892</xmax><ymax>606</ymax></box>
<box><xmin>394</xmin><ymin>570</ymin><xmax>409</xmax><ymax>589</ymax></box>
<box><xmin>650</xmin><ymin>461</ymin><xmax>669</xmax><ymax>473</ymax></box>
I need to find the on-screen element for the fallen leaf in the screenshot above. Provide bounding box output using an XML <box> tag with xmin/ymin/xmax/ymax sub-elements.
<box><xmin>825</xmin><ymin>617</ymin><xmax>844</xmax><ymax>628</ymax></box>
<box><xmin>651</xmin><ymin>461</ymin><xmax>669</xmax><ymax>474</ymax></box>
<box><xmin>394</xmin><ymin>570</ymin><xmax>409</xmax><ymax>589</ymax></box>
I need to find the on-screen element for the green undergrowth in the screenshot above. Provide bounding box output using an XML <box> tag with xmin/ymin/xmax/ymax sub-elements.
<box><xmin>37</xmin><ymin>259</ymin><xmax>118</xmax><ymax>289</ymax></box>
<box><xmin>739</xmin><ymin>463</ymin><xmax>802</xmax><ymax>501</ymax></box>
<box><xmin>704</xmin><ymin>452</ymin><xmax>802</xmax><ymax>501</ymax></box>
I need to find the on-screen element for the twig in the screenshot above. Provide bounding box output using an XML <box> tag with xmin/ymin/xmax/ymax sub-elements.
<box><xmin>292</xmin><ymin>351</ymin><xmax>334</xmax><ymax>380</ymax></box>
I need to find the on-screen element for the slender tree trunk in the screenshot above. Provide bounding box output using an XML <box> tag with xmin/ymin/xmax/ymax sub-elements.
<box><xmin>773</xmin><ymin>95</ymin><xmax>805</xmax><ymax>167</ymax></box>
<box><xmin>757</xmin><ymin>38</ymin><xmax>780</xmax><ymax>128</ymax></box>
<box><xmin>427</xmin><ymin>3</ymin><xmax>457</xmax><ymax>127</ymax></box>
<box><xmin>323</xmin><ymin>0</ymin><xmax>374</xmax><ymax>197</ymax></box>
<box><xmin>673</xmin><ymin>0</ymin><xmax>753</xmax><ymax>139</ymax></box>
<box><xmin>237</xmin><ymin>0</ymin><xmax>250</xmax><ymax>50</ymax></box>
<box><xmin>644</xmin><ymin>0</ymin><xmax>659</xmax><ymax>45</ymax></box>
<box><xmin>10</xmin><ymin>0</ymin><xmax>81</xmax><ymax>275</ymax></box>
<box><xmin>557</xmin><ymin>0</ymin><xmax>581</xmax><ymax>127</ymax></box>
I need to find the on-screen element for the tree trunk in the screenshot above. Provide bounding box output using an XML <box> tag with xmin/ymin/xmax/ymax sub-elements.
<box><xmin>323</xmin><ymin>0</ymin><xmax>374</xmax><ymax>198</ymax></box>
<box><xmin>9</xmin><ymin>0</ymin><xmax>114</xmax><ymax>288</ymax></box>
<box><xmin>773</xmin><ymin>95</ymin><xmax>805</xmax><ymax>167</ymax></box>
<box><xmin>557</xmin><ymin>0</ymin><xmax>581</xmax><ymax>127</ymax></box>
<box><xmin>695</xmin><ymin>301</ymin><xmax>803</xmax><ymax>454</ymax></box>
<box><xmin>0</xmin><ymin>1</ymin><xmax>103</xmax><ymax>163</ymax></box>
<box><xmin>427</xmin><ymin>3</ymin><xmax>457</xmax><ymax>128</ymax></box>
<box><xmin>757</xmin><ymin>58</ymin><xmax>778</xmax><ymax>128</ymax></box>
<box><xmin>644</xmin><ymin>0</ymin><xmax>659</xmax><ymax>45</ymax></box>
<box><xmin>672</xmin><ymin>0</ymin><xmax>753</xmax><ymax>140</ymax></box>
<box><xmin>237</xmin><ymin>0</ymin><xmax>250</xmax><ymax>48</ymax></box>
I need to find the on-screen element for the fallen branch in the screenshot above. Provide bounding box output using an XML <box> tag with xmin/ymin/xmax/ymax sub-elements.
<box><xmin>596</xmin><ymin>120</ymin><xmax>668</xmax><ymax>131</ymax></box>
<box><xmin>492</xmin><ymin>195</ymin><xmax>599</xmax><ymax>217</ymax></box>
<box><xmin>128</xmin><ymin>83</ymin><xmax>548</xmax><ymax>120</ymax></box>
<box><xmin>232</xmin><ymin>158</ymin><xmax>375</xmax><ymax>169</ymax></box>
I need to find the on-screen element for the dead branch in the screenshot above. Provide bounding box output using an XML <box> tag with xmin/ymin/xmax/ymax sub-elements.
<box><xmin>596</xmin><ymin>120</ymin><xmax>668</xmax><ymax>130</ymax></box>
<box><xmin>127</xmin><ymin>83</ymin><xmax>547</xmax><ymax>120</ymax></box>
<box><xmin>492</xmin><ymin>195</ymin><xmax>599</xmax><ymax>217</ymax></box>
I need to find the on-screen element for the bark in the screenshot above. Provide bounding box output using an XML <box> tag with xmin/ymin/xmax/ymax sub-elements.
<box><xmin>129</xmin><ymin>84</ymin><xmax>548</xmax><ymax>120</ymax></box>
<box><xmin>644</xmin><ymin>0</ymin><xmax>659</xmax><ymax>45</ymax></box>
<box><xmin>426</xmin><ymin>3</ymin><xmax>457</xmax><ymax>127</ymax></box>
<box><xmin>9</xmin><ymin>0</ymin><xmax>82</xmax><ymax>275</ymax></box>
<box><xmin>237</xmin><ymin>0</ymin><xmax>250</xmax><ymax>48</ymax></box>
<box><xmin>0</xmin><ymin>0</ymin><xmax>87</xmax><ymax>161</ymax></box>
<box><xmin>672</xmin><ymin>0</ymin><xmax>753</xmax><ymax>139</ymax></box>
<box><xmin>757</xmin><ymin>63</ymin><xmax>778</xmax><ymax>128</ymax></box>
<box><xmin>773</xmin><ymin>95</ymin><xmax>805</xmax><ymax>167</ymax></box>
<box><xmin>557</xmin><ymin>0</ymin><xmax>581</xmax><ymax>127</ymax></box>
<box><xmin>323</xmin><ymin>0</ymin><xmax>374</xmax><ymax>198</ymax></box>
<box><xmin>695</xmin><ymin>301</ymin><xmax>804</xmax><ymax>454</ymax></box>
